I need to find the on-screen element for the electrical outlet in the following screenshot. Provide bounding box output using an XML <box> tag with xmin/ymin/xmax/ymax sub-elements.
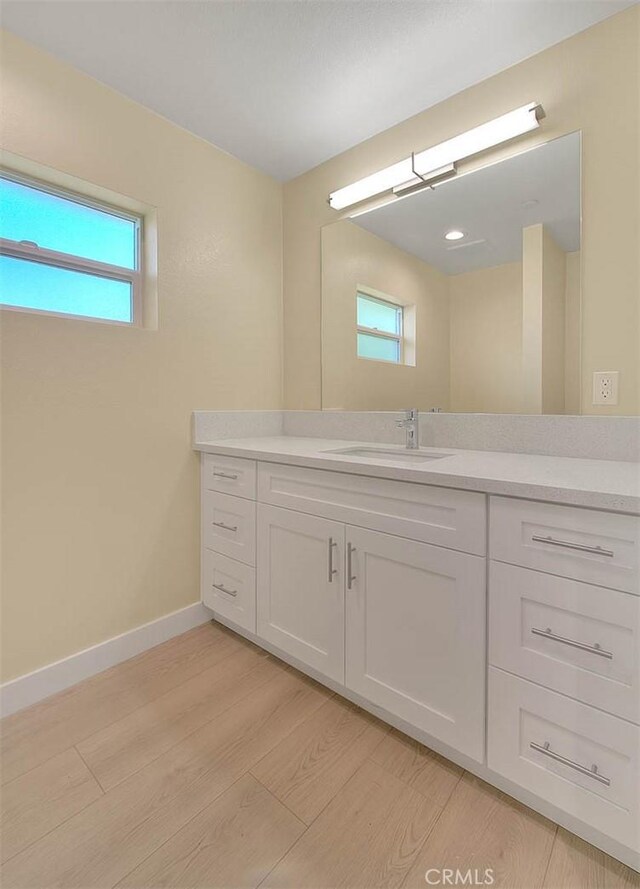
<box><xmin>593</xmin><ymin>371</ymin><xmax>619</xmax><ymax>405</ymax></box>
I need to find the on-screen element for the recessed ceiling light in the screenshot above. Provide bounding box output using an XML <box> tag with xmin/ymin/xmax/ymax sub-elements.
<box><xmin>444</xmin><ymin>230</ymin><xmax>465</xmax><ymax>241</ymax></box>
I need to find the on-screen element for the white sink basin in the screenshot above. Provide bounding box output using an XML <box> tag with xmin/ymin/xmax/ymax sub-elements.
<box><xmin>325</xmin><ymin>446</ymin><xmax>452</xmax><ymax>463</ymax></box>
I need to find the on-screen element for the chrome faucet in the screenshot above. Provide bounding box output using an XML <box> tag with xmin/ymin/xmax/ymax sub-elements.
<box><xmin>396</xmin><ymin>408</ymin><xmax>419</xmax><ymax>449</ymax></box>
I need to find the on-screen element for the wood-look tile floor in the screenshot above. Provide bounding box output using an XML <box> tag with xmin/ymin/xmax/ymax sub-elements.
<box><xmin>1</xmin><ymin>622</ymin><xmax>638</xmax><ymax>889</ymax></box>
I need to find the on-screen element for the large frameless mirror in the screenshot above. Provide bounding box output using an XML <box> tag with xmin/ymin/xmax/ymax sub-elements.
<box><xmin>321</xmin><ymin>132</ymin><xmax>582</xmax><ymax>413</ymax></box>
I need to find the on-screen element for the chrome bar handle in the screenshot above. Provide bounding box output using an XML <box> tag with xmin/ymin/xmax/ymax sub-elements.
<box><xmin>328</xmin><ymin>537</ymin><xmax>338</xmax><ymax>583</ymax></box>
<box><xmin>530</xmin><ymin>741</ymin><xmax>610</xmax><ymax>786</ymax></box>
<box><xmin>531</xmin><ymin>627</ymin><xmax>613</xmax><ymax>659</ymax></box>
<box><xmin>347</xmin><ymin>543</ymin><xmax>356</xmax><ymax>590</ymax></box>
<box><xmin>213</xmin><ymin>471</ymin><xmax>238</xmax><ymax>480</ymax></box>
<box><xmin>531</xmin><ymin>535</ymin><xmax>614</xmax><ymax>558</ymax></box>
<box><xmin>212</xmin><ymin>582</ymin><xmax>237</xmax><ymax>598</ymax></box>
<box><xmin>212</xmin><ymin>521</ymin><xmax>238</xmax><ymax>533</ymax></box>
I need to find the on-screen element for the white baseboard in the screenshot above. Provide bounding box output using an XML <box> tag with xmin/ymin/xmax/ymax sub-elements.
<box><xmin>0</xmin><ymin>602</ymin><xmax>211</xmax><ymax>718</ymax></box>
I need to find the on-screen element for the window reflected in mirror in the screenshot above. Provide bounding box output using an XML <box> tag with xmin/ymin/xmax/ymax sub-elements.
<box><xmin>356</xmin><ymin>291</ymin><xmax>404</xmax><ymax>364</ymax></box>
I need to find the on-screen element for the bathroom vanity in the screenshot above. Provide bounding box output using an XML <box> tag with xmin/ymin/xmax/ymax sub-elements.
<box><xmin>194</xmin><ymin>434</ymin><xmax>640</xmax><ymax>871</ymax></box>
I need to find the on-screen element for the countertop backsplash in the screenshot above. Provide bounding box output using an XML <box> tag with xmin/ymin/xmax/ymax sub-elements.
<box><xmin>193</xmin><ymin>411</ymin><xmax>640</xmax><ymax>463</ymax></box>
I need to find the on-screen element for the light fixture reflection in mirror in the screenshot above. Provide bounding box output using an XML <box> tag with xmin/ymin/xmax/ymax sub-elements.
<box><xmin>321</xmin><ymin>132</ymin><xmax>582</xmax><ymax>415</ymax></box>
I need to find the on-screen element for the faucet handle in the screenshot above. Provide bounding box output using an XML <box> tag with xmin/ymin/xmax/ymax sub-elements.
<box><xmin>397</xmin><ymin>408</ymin><xmax>418</xmax><ymax>428</ymax></box>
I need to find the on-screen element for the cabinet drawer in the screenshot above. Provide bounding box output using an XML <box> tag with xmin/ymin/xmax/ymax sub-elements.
<box><xmin>489</xmin><ymin>562</ymin><xmax>640</xmax><ymax>723</ymax></box>
<box><xmin>490</xmin><ymin>497</ymin><xmax>640</xmax><ymax>593</ymax></box>
<box><xmin>258</xmin><ymin>462</ymin><xmax>486</xmax><ymax>556</ymax></box>
<box><xmin>203</xmin><ymin>491</ymin><xmax>256</xmax><ymax>566</ymax></box>
<box><xmin>488</xmin><ymin>668</ymin><xmax>640</xmax><ymax>849</ymax></box>
<box><xmin>202</xmin><ymin>454</ymin><xmax>256</xmax><ymax>500</ymax></box>
<box><xmin>202</xmin><ymin>549</ymin><xmax>256</xmax><ymax>633</ymax></box>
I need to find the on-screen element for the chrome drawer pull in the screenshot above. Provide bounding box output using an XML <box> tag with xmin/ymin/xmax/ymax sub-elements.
<box><xmin>212</xmin><ymin>521</ymin><xmax>238</xmax><ymax>533</ymax></box>
<box><xmin>531</xmin><ymin>627</ymin><xmax>613</xmax><ymax>660</ymax></box>
<box><xmin>347</xmin><ymin>543</ymin><xmax>356</xmax><ymax>590</ymax></box>
<box><xmin>531</xmin><ymin>535</ymin><xmax>614</xmax><ymax>557</ymax></box>
<box><xmin>328</xmin><ymin>537</ymin><xmax>338</xmax><ymax>583</ymax></box>
<box><xmin>212</xmin><ymin>582</ymin><xmax>237</xmax><ymax>598</ymax></box>
<box><xmin>530</xmin><ymin>741</ymin><xmax>610</xmax><ymax>786</ymax></box>
<box><xmin>213</xmin><ymin>471</ymin><xmax>238</xmax><ymax>480</ymax></box>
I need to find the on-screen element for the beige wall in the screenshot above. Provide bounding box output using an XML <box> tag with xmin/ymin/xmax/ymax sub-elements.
<box><xmin>522</xmin><ymin>225</ymin><xmax>567</xmax><ymax>414</ymax></box>
<box><xmin>565</xmin><ymin>251</ymin><xmax>582</xmax><ymax>414</ymax></box>
<box><xmin>541</xmin><ymin>227</ymin><xmax>567</xmax><ymax>414</ymax></box>
<box><xmin>0</xmin><ymin>32</ymin><xmax>283</xmax><ymax>681</ymax></box>
<box><xmin>521</xmin><ymin>225</ymin><xmax>543</xmax><ymax>413</ymax></box>
<box><xmin>449</xmin><ymin>262</ymin><xmax>523</xmax><ymax>413</ymax></box>
<box><xmin>284</xmin><ymin>5</ymin><xmax>639</xmax><ymax>415</ymax></box>
<box><xmin>321</xmin><ymin>221</ymin><xmax>449</xmax><ymax>410</ymax></box>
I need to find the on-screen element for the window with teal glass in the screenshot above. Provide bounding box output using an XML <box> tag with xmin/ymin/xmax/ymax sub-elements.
<box><xmin>356</xmin><ymin>291</ymin><xmax>403</xmax><ymax>363</ymax></box>
<box><xmin>0</xmin><ymin>172</ymin><xmax>142</xmax><ymax>323</ymax></box>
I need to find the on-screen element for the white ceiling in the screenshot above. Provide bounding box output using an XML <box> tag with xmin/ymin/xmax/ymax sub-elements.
<box><xmin>1</xmin><ymin>1</ymin><xmax>634</xmax><ymax>181</ymax></box>
<box><xmin>352</xmin><ymin>132</ymin><xmax>580</xmax><ymax>276</ymax></box>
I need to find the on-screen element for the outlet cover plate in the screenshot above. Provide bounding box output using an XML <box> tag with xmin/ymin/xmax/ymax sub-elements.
<box><xmin>593</xmin><ymin>371</ymin><xmax>619</xmax><ymax>405</ymax></box>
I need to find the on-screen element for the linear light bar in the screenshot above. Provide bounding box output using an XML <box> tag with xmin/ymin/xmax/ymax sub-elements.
<box><xmin>412</xmin><ymin>103</ymin><xmax>543</xmax><ymax>178</ymax></box>
<box><xmin>329</xmin><ymin>157</ymin><xmax>415</xmax><ymax>211</ymax></box>
<box><xmin>328</xmin><ymin>102</ymin><xmax>543</xmax><ymax>211</ymax></box>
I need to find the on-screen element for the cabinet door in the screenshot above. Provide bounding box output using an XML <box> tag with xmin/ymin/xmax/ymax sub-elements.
<box><xmin>345</xmin><ymin>526</ymin><xmax>486</xmax><ymax>761</ymax></box>
<box><xmin>257</xmin><ymin>504</ymin><xmax>345</xmax><ymax>682</ymax></box>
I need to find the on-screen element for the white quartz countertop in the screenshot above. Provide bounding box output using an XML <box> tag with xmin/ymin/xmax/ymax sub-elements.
<box><xmin>193</xmin><ymin>436</ymin><xmax>640</xmax><ymax>513</ymax></box>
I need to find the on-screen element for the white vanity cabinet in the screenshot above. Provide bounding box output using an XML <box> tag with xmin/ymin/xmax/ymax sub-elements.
<box><xmin>200</xmin><ymin>450</ymin><xmax>640</xmax><ymax>871</ymax></box>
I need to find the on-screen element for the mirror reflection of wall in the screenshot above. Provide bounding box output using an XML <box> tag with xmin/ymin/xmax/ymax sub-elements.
<box><xmin>321</xmin><ymin>132</ymin><xmax>581</xmax><ymax>414</ymax></box>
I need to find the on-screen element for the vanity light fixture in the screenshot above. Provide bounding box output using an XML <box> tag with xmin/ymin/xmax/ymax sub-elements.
<box><xmin>444</xmin><ymin>230</ymin><xmax>465</xmax><ymax>241</ymax></box>
<box><xmin>328</xmin><ymin>102</ymin><xmax>544</xmax><ymax>211</ymax></box>
<box><xmin>411</xmin><ymin>103</ymin><xmax>544</xmax><ymax>179</ymax></box>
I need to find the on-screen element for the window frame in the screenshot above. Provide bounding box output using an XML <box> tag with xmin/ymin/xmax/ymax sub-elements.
<box><xmin>0</xmin><ymin>169</ymin><xmax>143</xmax><ymax>326</ymax></box>
<box><xmin>356</xmin><ymin>289</ymin><xmax>404</xmax><ymax>364</ymax></box>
